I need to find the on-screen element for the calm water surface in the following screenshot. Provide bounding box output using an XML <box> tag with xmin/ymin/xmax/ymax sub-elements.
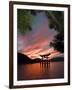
<box><xmin>18</xmin><ymin>61</ymin><xmax>64</xmax><ymax>80</ymax></box>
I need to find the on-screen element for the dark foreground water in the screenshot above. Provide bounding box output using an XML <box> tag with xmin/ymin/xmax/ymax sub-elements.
<box><xmin>18</xmin><ymin>61</ymin><xmax>64</xmax><ymax>80</ymax></box>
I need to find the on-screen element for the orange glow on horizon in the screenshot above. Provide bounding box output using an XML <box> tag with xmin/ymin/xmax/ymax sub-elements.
<box><xmin>20</xmin><ymin>47</ymin><xmax>61</xmax><ymax>59</ymax></box>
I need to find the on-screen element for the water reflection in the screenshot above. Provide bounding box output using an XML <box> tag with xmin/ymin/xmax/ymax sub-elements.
<box><xmin>18</xmin><ymin>61</ymin><xmax>64</xmax><ymax>80</ymax></box>
<box><xmin>40</xmin><ymin>61</ymin><xmax>50</xmax><ymax>72</ymax></box>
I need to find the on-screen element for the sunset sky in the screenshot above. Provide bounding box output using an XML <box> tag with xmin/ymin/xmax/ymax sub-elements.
<box><xmin>17</xmin><ymin>11</ymin><xmax>63</xmax><ymax>59</ymax></box>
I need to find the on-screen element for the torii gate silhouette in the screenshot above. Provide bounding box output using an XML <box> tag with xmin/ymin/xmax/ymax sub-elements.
<box><xmin>40</xmin><ymin>53</ymin><xmax>51</xmax><ymax>61</ymax></box>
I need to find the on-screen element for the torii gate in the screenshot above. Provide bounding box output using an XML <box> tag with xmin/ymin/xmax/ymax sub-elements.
<box><xmin>40</xmin><ymin>53</ymin><xmax>51</xmax><ymax>60</ymax></box>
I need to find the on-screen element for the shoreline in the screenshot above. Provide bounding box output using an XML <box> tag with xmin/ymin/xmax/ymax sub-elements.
<box><xmin>18</xmin><ymin>58</ymin><xmax>64</xmax><ymax>64</ymax></box>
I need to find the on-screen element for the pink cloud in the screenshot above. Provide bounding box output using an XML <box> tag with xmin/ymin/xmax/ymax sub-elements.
<box><xmin>17</xmin><ymin>12</ymin><xmax>58</xmax><ymax>59</ymax></box>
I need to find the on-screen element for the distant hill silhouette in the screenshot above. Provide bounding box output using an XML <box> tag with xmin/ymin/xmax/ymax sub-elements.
<box><xmin>50</xmin><ymin>57</ymin><xmax>64</xmax><ymax>62</ymax></box>
<box><xmin>18</xmin><ymin>53</ymin><xmax>44</xmax><ymax>64</ymax></box>
<box><xmin>18</xmin><ymin>53</ymin><xmax>43</xmax><ymax>64</ymax></box>
<box><xmin>18</xmin><ymin>53</ymin><xmax>64</xmax><ymax>64</ymax></box>
<box><xmin>18</xmin><ymin>53</ymin><xmax>32</xmax><ymax>64</ymax></box>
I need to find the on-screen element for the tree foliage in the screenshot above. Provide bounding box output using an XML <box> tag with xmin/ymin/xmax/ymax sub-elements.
<box><xmin>46</xmin><ymin>11</ymin><xmax>64</xmax><ymax>33</ymax></box>
<box><xmin>17</xmin><ymin>9</ymin><xmax>33</xmax><ymax>34</ymax></box>
<box><xmin>50</xmin><ymin>33</ymin><xmax>64</xmax><ymax>53</ymax></box>
<box><xmin>46</xmin><ymin>11</ymin><xmax>64</xmax><ymax>53</ymax></box>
